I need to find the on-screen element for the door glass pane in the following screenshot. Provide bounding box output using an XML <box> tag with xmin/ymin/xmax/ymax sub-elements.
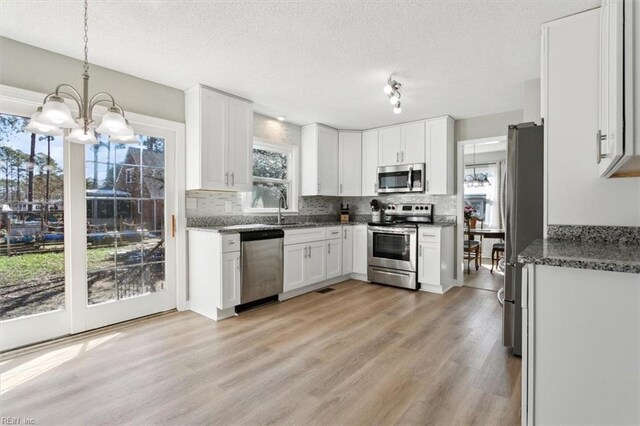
<box><xmin>85</xmin><ymin>134</ymin><xmax>165</xmax><ymax>305</ymax></box>
<box><xmin>0</xmin><ymin>113</ymin><xmax>65</xmax><ymax>320</ymax></box>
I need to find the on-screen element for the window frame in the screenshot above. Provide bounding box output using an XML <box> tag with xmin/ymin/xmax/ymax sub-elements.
<box><xmin>243</xmin><ymin>138</ymin><xmax>298</xmax><ymax>214</ymax></box>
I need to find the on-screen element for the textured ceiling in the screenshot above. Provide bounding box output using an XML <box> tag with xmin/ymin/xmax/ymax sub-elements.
<box><xmin>0</xmin><ymin>0</ymin><xmax>599</xmax><ymax>129</ymax></box>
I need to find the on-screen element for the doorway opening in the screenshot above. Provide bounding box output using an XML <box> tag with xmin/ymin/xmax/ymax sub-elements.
<box><xmin>456</xmin><ymin>136</ymin><xmax>507</xmax><ymax>292</ymax></box>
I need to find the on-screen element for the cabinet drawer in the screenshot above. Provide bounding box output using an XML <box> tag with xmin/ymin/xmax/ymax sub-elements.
<box><xmin>419</xmin><ymin>228</ymin><xmax>441</xmax><ymax>242</ymax></box>
<box><xmin>284</xmin><ymin>227</ymin><xmax>327</xmax><ymax>245</ymax></box>
<box><xmin>325</xmin><ymin>226</ymin><xmax>342</xmax><ymax>239</ymax></box>
<box><xmin>221</xmin><ymin>234</ymin><xmax>240</xmax><ymax>252</ymax></box>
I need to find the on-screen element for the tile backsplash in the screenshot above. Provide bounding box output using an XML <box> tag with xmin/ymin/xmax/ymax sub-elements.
<box><xmin>341</xmin><ymin>194</ymin><xmax>458</xmax><ymax>216</ymax></box>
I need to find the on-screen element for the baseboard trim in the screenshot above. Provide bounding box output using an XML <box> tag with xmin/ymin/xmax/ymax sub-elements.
<box><xmin>279</xmin><ymin>275</ymin><xmax>353</xmax><ymax>301</ymax></box>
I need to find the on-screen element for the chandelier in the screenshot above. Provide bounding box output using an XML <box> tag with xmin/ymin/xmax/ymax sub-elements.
<box><xmin>24</xmin><ymin>0</ymin><xmax>135</xmax><ymax>144</ymax></box>
<box><xmin>465</xmin><ymin>145</ymin><xmax>491</xmax><ymax>187</ymax></box>
<box><xmin>383</xmin><ymin>75</ymin><xmax>402</xmax><ymax>114</ymax></box>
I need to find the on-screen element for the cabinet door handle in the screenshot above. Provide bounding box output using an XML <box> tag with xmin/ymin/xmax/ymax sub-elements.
<box><xmin>231</xmin><ymin>172</ymin><xmax>235</xmax><ymax>186</ymax></box>
<box><xmin>596</xmin><ymin>130</ymin><xmax>607</xmax><ymax>164</ymax></box>
<box><xmin>402</xmin><ymin>151</ymin><xmax>405</xmax><ymax>162</ymax></box>
<box><xmin>328</xmin><ymin>243</ymin><xmax>331</xmax><ymax>255</ymax></box>
<box><xmin>344</xmin><ymin>229</ymin><xmax>347</xmax><ymax>239</ymax></box>
<box><xmin>419</xmin><ymin>245</ymin><xmax>422</xmax><ymax>256</ymax></box>
<box><xmin>317</xmin><ymin>183</ymin><xmax>321</xmax><ymax>193</ymax></box>
<box><xmin>225</xmin><ymin>172</ymin><xmax>229</xmax><ymax>186</ymax></box>
<box><xmin>308</xmin><ymin>246</ymin><xmax>311</xmax><ymax>258</ymax></box>
<box><xmin>340</xmin><ymin>183</ymin><xmax>343</xmax><ymax>194</ymax></box>
<box><xmin>396</xmin><ymin>152</ymin><xmax>399</xmax><ymax>163</ymax></box>
<box><xmin>374</xmin><ymin>183</ymin><xmax>378</xmax><ymax>193</ymax></box>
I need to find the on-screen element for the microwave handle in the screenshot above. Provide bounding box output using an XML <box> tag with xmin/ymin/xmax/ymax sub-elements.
<box><xmin>407</xmin><ymin>166</ymin><xmax>413</xmax><ymax>191</ymax></box>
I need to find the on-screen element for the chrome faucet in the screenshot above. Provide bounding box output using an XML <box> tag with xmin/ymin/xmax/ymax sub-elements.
<box><xmin>277</xmin><ymin>192</ymin><xmax>288</xmax><ymax>225</ymax></box>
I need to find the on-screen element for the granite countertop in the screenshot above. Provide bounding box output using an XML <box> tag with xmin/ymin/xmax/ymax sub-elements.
<box><xmin>518</xmin><ymin>239</ymin><xmax>640</xmax><ymax>274</ymax></box>
<box><xmin>188</xmin><ymin>219</ymin><xmax>456</xmax><ymax>233</ymax></box>
<box><xmin>187</xmin><ymin>221</ymin><xmax>366</xmax><ymax>233</ymax></box>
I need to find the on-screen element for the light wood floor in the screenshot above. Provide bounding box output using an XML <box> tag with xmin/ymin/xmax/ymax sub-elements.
<box><xmin>463</xmin><ymin>258</ymin><xmax>505</xmax><ymax>292</ymax></box>
<box><xmin>1</xmin><ymin>281</ymin><xmax>520</xmax><ymax>425</ymax></box>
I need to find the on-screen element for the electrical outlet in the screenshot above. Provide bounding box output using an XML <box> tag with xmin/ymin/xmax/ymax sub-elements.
<box><xmin>224</xmin><ymin>201</ymin><xmax>232</xmax><ymax>212</ymax></box>
<box><xmin>186</xmin><ymin>198</ymin><xmax>198</xmax><ymax>210</ymax></box>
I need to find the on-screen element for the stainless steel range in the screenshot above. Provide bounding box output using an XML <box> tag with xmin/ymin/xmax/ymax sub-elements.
<box><xmin>367</xmin><ymin>203</ymin><xmax>434</xmax><ymax>290</ymax></box>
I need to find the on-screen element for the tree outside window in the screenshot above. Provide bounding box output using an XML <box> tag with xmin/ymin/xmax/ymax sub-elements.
<box><xmin>246</xmin><ymin>141</ymin><xmax>297</xmax><ymax>212</ymax></box>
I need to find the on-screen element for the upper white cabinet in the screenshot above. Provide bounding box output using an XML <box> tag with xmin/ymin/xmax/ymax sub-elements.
<box><xmin>361</xmin><ymin>129</ymin><xmax>379</xmax><ymax>196</ymax></box>
<box><xmin>301</xmin><ymin>123</ymin><xmax>339</xmax><ymax>196</ymax></box>
<box><xmin>425</xmin><ymin>116</ymin><xmax>455</xmax><ymax>194</ymax></box>
<box><xmin>378</xmin><ymin>122</ymin><xmax>425</xmax><ymax>166</ymax></box>
<box><xmin>597</xmin><ymin>0</ymin><xmax>639</xmax><ymax>177</ymax></box>
<box><xmin>185</xmin><ymin>85</ymin><xmax>253</xmax><ymax>191</ymax></box>
<box><xmin>338</xmin><ymin>131</ymin><xmax>362</xmax><ymax>196</ymax></box>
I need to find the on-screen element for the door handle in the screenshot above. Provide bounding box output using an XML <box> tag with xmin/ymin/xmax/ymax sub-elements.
<box><xmin>308</xmin><ymin>246</ymin><xmax>311</xmax><ymax>258</ymax></box>
<box><xmin>396</xmin><ymin>152</ymin><xmax>399</xmax><ymax>163</ymax></box>
<box><xmin>419</xmin><ymin>245</ymin><xmax>422</xmax><ymax>256</ymax></box>
<box><xmin>225</xmin><ymin>172</ymin><xmax>229</xmax><ymax>186</ymax></box>
<box><xmin>402</xmin><ymin>151</ymin><xmax>405</xmax><ymax>162</ymax></box>
<box><xmin>328</xmin><ymin>243</ymin><xmax>331</xmax><ymax>255</ymax></box>
<box><xmin>344</xmin><ymin>229</ymin><xmax>346</xmax><ymax>239</ymax></box>
<box><xmin>596</xmin><ymin>130</ymin><xmax>607</xmax><ymax>164</ymax></box>
<box><xmin>374</xmin><ymin>183</ymin><xmax>378</xmax><ymax>193</ymax></box>
<box><xmin>231</xmin><ymin>172</ymin><xmax>235</xmax><ymax>186</ymax></box>
<box><xmin>171</xmin><ymin>214</ymin><xmax>176</xmax><ymax>238</ymax></box>
<box><xmin>340</xmin><ymin>183</ymin><xmax>343</xmax><ymax>194</ymax></box>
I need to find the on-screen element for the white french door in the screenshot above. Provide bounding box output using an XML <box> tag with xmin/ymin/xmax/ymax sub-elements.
<box><xmin>0</xmin><ymin>86</ymin><xmax>184</xmax><ymax>351</ymax></box>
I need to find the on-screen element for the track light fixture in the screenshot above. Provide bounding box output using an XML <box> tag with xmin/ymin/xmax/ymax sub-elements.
<box><xmin>384</xmin><ymin>75</ymin><xmax>402</xmax><ymax>114</ymax></box>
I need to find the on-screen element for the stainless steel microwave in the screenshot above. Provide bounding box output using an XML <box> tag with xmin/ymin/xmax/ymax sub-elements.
<box><xmin>377</xmin><ymin>163</ymin><xmax>425</xmax><ymax>194</ymax></box>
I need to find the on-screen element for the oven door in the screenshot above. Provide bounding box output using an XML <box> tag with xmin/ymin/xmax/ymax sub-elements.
<box><xmin>367</xmin><ymin>226</ymin><xmax>417</xmax><ymax>272</ymax></box>
<box><xmin>377</xmin><ymin>164</ymin><xmax>425</xmax><ymax>194</ymax></box>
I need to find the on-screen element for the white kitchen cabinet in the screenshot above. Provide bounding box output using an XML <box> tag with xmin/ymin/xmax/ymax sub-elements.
<box><xmin>185</xmin><ymin>84</ymin><xmax>253</xmax><ymax>191</ymax></box>
<box><xmin>378</xmin><ymin>122</ymin><xmax>426</xmax><ymax>166</ymax></box>
<box><xmin>417</xmin><ymin>226</ymin><xmax>454</xmax><ymax>293</ymax></box>
<box><xmin>521</xmin><ymin>263</ymin><xmax>640</xmax><ymax>425</ymax></box>
<box><xmin>352</xmin><ymin>225</ymin><xmax>368</xmax><ymax>276</ymax></box>
<box><xmin>425</xmin><ymin>116</ymin><xmax>454</xmax><ymax>194</ymax></box>
<box><xmin>307</xmin><ymin>241</ymin><xmax>327</xmax><ymax>284</ymax></box>
<box><xmin>378</xmin><ymin>125</ymin><xmax>402</xmax><ymax>166</ymax></box>
<box><xmin>361</xmin><ymin>129</ymin><xmax>379</xmax><ymax>196</ymax></box>
<box><xmin>338</xmin><ymin>131</ymin><xmax>362</xmax><ymax>196</ymax></box>
<box><xmin>326</xmin><ymin>238</ymin><xmax>342</xmax><ymax>279</ymax></box>
<box><xmin>401</xmin><ymin>121</ymin><xmax>426</xmax><ymax>163</ymax></box>
<box><xmin>284</xmin><ymin>243</ymin><xmax>307</xmax><ymax>291</ymax></box>
<box><xmin>226</xmin><ymin>97</ymin><xmax>253</xmax><ymax>191</ymax></box>
<box><xmin>597</xmin><ymin>0</ymin><xmax>639</xmax><ymax>177</ymax></box>
<box><xmin>221</xmin><ymin>252</ymin><xmax>241</xmax><ymax>309</ymax></box>
<box><xmin>342</xmin><ymin>226</ymin><xmax>354</xmax><ymax>274</ymax></box>
<box><xmin>301</xmin><ymin>123</ymin><xmax>339</xmax><ymax>196</ymax></box>
<box><xmin>188</xmin><ymin>230</ymin><xmax>241</xmax><ymax>321</ymax></box>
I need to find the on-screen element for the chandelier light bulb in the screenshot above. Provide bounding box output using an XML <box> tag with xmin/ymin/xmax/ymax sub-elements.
<box><xmin>383</xmin><ymin>84</ymin><xmax>393</xmax><ymax>95</ymax></box>
<box><xmin>389</xmin><ymin>93</ymin><xmax>399</xmax><ymax>105</ymax></box>
<box><xmin>39</xmin><ymin>96</ymin><xmax>76</xmax><ymax>128</ymax></box>
<box><xmin>393</xmin><ymin>102</ymin><xmax>402</xmax><ymax>114</ymax></box>
<box><xmin>66</xmin><ymin>127</ymin><xmax>98</xmax><ymax>145</ymax></box>
<box><xmin>96</xmin><ymin>108</ymin><xmax>128</xmax><ymax>136</ymax></box>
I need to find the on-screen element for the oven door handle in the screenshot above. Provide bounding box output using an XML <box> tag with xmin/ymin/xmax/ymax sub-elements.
<box><xmin>368</xmin><ymin>226</ymin><xmax>417</xmax><ymax>234</ymax></box>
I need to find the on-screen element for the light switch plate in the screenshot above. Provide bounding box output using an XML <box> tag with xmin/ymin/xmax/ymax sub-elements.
<box><xmin>186</xmin><ymin>198</ymin><xmax>198</xmax><ymax>210</ymax></box>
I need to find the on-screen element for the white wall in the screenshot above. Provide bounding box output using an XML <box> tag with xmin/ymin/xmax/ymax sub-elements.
<box><xmin>455</xmin><ymin>110</ymin><xmax>522</xmax><ymax>142</ymax></box>
<box><xmin>0</xmin><ymin>37</ymin><xmax>185</xmax><ymax>123</ymax></box>
<box><xmin>544</xmin><ymin>10</ymin><xmax>640</xmax><ymax>227</ymax></box>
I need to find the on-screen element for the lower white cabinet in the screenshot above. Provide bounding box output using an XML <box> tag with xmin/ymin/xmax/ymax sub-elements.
<box><xmin>521</xmin><ymin>264</ymin><xmax>640</xmax><ymax>425</ymax></box>
<box><xmin>188</xmin><ymin>230</ymin><xmax>241</xmax><ymax>321</ymax></box>
<box><xmin>417</xmin><ymin>226</ymin><xmax>455</xmax><ymax>293</ymax></box>
<box><xmin>284</xmin><ymin>240</ymin><xmax>327</xmax><ymax>291</ymax></box>
<box><xmin>342</xmin><ymin>226</ymin><xmax>354</xmax><ymax>274</ymax></box>
<box><xmin>352</xmin><ymin>225</ymin><xmax>368</xmax><ymax>275</ymax></box>
<box><xmin>221</xmin><ymin>252</ymin><xmax>241</xmax><ymax>309</ymax></box>
<box><xmin>326</xmin><ymin>238</ymin><xmax>342</xmax><ymax>279</ymax></box>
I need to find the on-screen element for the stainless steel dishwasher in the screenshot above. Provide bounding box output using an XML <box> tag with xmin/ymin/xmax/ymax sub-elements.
<box><xmin>240</xmin><ymin>229</ymin><xmax>284</xmax><ymax>304</ymax></box>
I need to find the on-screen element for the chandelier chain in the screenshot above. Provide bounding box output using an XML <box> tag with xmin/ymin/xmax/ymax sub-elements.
<box><xmin>83</xmin><ymin>0</ymin><xmax>89</xmax><ymax>76</ymax></box>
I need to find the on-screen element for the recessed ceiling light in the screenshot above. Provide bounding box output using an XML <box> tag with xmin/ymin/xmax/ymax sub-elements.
<box><xmin>276</xmin><ymin>115</ymin><xmax>286</xmax><ymax>121</ymax></box>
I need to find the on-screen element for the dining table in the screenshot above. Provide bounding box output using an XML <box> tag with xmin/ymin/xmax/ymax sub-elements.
<box><xmin>464</xmin><ymin>228</ymin><xmax>506</xmax><ymax>258</ymax></box>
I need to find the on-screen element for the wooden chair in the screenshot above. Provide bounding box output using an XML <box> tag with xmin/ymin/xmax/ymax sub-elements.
<box><xmin>464</xmin><ymin>219</ymin><xmax>481</xmax><ymax>273</ymax></box>
<box><xmin>491</xmin><ymin>242</ymin><xmax>505</xmax><ymax>273</ymax></box>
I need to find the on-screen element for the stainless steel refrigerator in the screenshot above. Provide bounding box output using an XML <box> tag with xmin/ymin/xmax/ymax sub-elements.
<box><xmin>502</xmin><ymin>122</ymin><xmax>544</xmax><ymax>357</ymax></box>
